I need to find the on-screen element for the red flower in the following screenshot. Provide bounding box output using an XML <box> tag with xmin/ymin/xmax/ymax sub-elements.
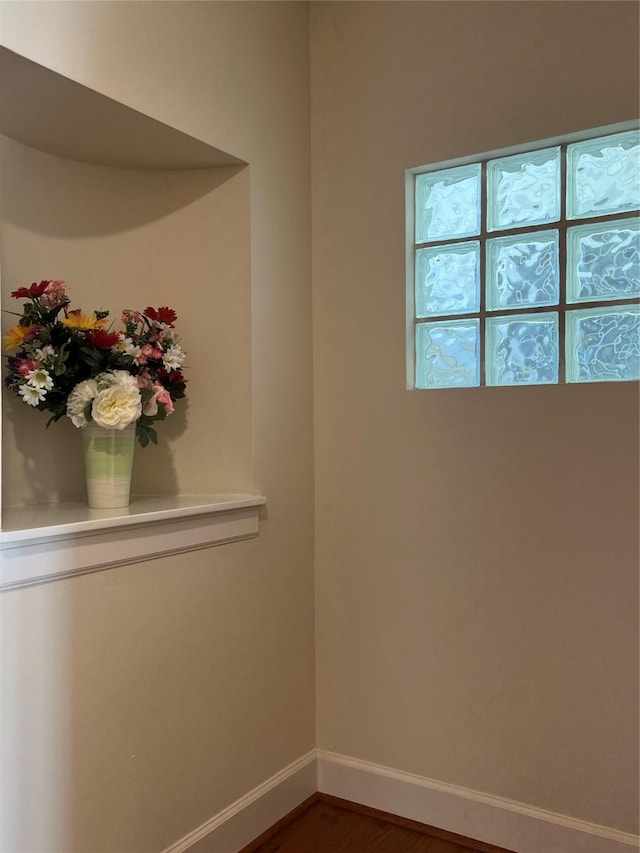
<box><xmin>85</xmin><ymin>330</ymin><xmax>121</xmax><ymax>349</ymax></box>
<box><xmin>11</xmin><ymin>280</ymin><xmax>51</xmax><ymax>299</ymax></box>
<box><xmin>157</xmin><ymin>368</ymin><xmax>186</xmax><ymax>399</ymax></box>
<box><xmin>144</xmin><ymin>306</ymin><xmax>177</xmax><ymax>327</ymax></box>
<box><xmin>158</xmin><ymin>368</ymin><xmax>184</xmax><ymax>383</ymax></box>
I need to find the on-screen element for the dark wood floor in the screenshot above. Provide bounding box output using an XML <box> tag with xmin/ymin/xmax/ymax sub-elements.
<box><xmin>241</xmin><ymin>795</ymin><xmax>514</xmax><ymax>853</ymax></box>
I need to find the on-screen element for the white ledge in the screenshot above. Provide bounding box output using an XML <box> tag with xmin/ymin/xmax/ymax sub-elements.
<box><xmin>0</xmin><ymin>494</ymin><xmax>266</xmax><ymax>591</ymax></box>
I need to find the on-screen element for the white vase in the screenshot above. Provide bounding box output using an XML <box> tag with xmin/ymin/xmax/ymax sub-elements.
<box><xmin>81</xmin><ymin>422</ymin><xmax>136</xmax><ymax>509</ymax></box>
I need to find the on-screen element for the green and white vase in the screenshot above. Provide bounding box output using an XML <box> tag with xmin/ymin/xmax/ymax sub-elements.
<box><xmin>81</xmin><ymin>422</ymin><xmax>136</xmax><ymax>509</ymax></box>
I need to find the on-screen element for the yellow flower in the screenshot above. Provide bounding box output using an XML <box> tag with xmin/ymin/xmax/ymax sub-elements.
<box><xmin>61</xmin><ymin>311</ymin><xmax>107</xmax><ymax>331</ymax></box>
<box><xmin>3</xmin><ymin>324</ymin><xmax>35</xmax><ymax>352</ymax></box>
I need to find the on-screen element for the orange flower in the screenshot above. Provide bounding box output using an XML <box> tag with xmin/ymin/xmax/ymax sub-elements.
<box><xmin>3</xmin><ymin>324</ymin><xmax>36</xmax><ymax>352</ymax></box>
<box><xmin>61</xmin><ymin>311</ymin><xmax>107</xmax><ymax>331</ymax></box>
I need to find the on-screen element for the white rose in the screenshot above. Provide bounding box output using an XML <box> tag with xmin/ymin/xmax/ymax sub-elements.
<box><xmin>66</xmin><ymin>379</ymin><xmax>99</xmax><ymax>428</ymax></box>
<box><xmin>91</xmin><ymin>385</ymin><xmax>142</xmax><ymax>429</ymax></box>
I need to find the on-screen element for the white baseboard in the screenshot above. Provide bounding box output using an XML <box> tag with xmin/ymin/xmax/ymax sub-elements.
<box><xmin>317</xmin><ymin>750</ymin><xmax>639</xmax><ymax>853</ymax></box>
<box><xmin>162</xmin><ymin>750</ymin><xmax>317</xmax><ymax>853</ymax></box>
<box><xmin>160</xmin><ymin>748</ymin><xmax>638</xmax><ymax>853</ymax></box>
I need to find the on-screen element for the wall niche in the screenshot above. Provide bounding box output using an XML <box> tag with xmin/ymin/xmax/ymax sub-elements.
<box><xmin>0</xmin><ymin>48</ymin><xmax>253</xmax><ymax>516</ymax></box>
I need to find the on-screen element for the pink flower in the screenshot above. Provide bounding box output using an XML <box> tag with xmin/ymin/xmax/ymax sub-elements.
<box><xmin>41</xmin><ymin>280</ymin><xmax>68</xmax><ymax>309</ymax></box>
<box><xmin>122</xmin><ymin>309</ymin><xmax>142</xmax><ymax>325</ymax></box>
<box><xmin>133</xmin><ymin>344</ymin><xmax>151</xmax><ymax>366</ymax></box>
<box><xmin>139</xmin><ymin>344</ymin><xmax>163</xmax><ymax>363</ymax></box>
<box><xmin>16</xmin><ymin>358</ymin><xmax>38</xmax><ymax>377</ymax></box>
<box><xmin>156</xmin><ymin>388</ymin><xmax>174</xmax><ymax>415</ymax></box>
<box><xmin>141</xmin><ymin>383</ymin><xmax>175</xmax><ymax>417</ymax></box>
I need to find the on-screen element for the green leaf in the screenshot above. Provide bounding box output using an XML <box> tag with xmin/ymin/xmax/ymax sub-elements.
<box><xmin>53</xmin><ymin>343</ymin><xmax>70</xmax><ymax>375</ymax></box>
<box><xmin>135</xmin><ymin>420</ymin><xmax>158</xmax><ymax>448</ymax></box>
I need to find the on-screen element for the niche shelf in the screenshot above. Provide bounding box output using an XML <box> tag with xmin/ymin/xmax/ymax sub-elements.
<box><xmin>0</xmin><ymin>495</ymin><xmax>266</xmax><ymax>591</ymax></box>
<box><xmin>0</xmin><ymin>46</ymin><xmax>264</xmax><ymax>586</ymax></box>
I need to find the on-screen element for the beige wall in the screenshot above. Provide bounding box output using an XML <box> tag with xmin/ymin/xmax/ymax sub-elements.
<box><xmin>0</xmin><ymin>2</ymin><xmax>314</xmax><ymax>851</ymax></box>
<box><xmin>1</xmin><ymin>1</ymin><xmax>639</xmax><ymax>850</ymax></box>
<box><xmin>311</xmin><ymin>0</ymin><xmax>639</xmax><ymax>836</ymax></box>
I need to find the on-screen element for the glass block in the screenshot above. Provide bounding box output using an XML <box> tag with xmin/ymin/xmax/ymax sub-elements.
<box><xmin>486</xmin><ymin>312</ymin><xmax>558</xmax><ymax>386</ymax></box>
<box><xmin>415</xmin><ymin>242</ymin><xmax>480</xmax><ymax>317</ymax></box>
<box><xmin>566</xmin><ymin>306</ymin><xmax>640</xmax><ymax>382</ymax></box>
<box><xmin>567</xmin><ymin>130</ymin><xmax>640</xmax><ymax>220</ymax></box>
<box><xmin>415</xmin><ymin>164</ymin><xmax>481</xmax><ymax>243</ymax></box>
<box><xmin>486</xmin><ymin>230</ymin><xmax>559</xmax><ymax>310</ymax></box>
<box><xmin>567</xmin><ymin>219</ymin><xmax>640</xmax><ymax>303</ymax></box>
<box><xmin>487</xmin><ymin>147</ymin><xmax>560</xmax><ymax>231</ymax></box>
<box><xmin>415</xmin><ymin>319</ymin><xmax>480</xmax><ymax>388</ymax></box>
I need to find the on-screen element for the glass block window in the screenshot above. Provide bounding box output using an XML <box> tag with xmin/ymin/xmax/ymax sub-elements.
<box><xmin>409</xmin><ymin>125</ymin><xmax>640</xmax><ymax>388</ymax></box>
<box><xmin>415</xmin><ymin>319</ymin><xmax>480</xmax><ymax>388</ymax></box>
<box><xmin>487</xmin><ymin>147</ymin><xmax>561</xmax><ymax>231</ymax></box>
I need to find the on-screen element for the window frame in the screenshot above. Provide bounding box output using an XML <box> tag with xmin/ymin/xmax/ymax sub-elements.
<box><xmin>405</xmin><ymin>120</ymin><xmax>640</xmax><ymax>390</ymax></box>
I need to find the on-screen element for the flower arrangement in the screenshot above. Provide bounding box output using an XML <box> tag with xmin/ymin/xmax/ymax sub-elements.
<box><xmin>3</xmin><ymin>280</ymin><xmax>187</xmax><ymax>447</ymax></box>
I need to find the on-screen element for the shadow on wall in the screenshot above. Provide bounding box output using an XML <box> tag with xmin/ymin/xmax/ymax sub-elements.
<box><xmin>1</xmin><ymin>137</ymin><xmax>242</xmax><ymax>237</ymax></box>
